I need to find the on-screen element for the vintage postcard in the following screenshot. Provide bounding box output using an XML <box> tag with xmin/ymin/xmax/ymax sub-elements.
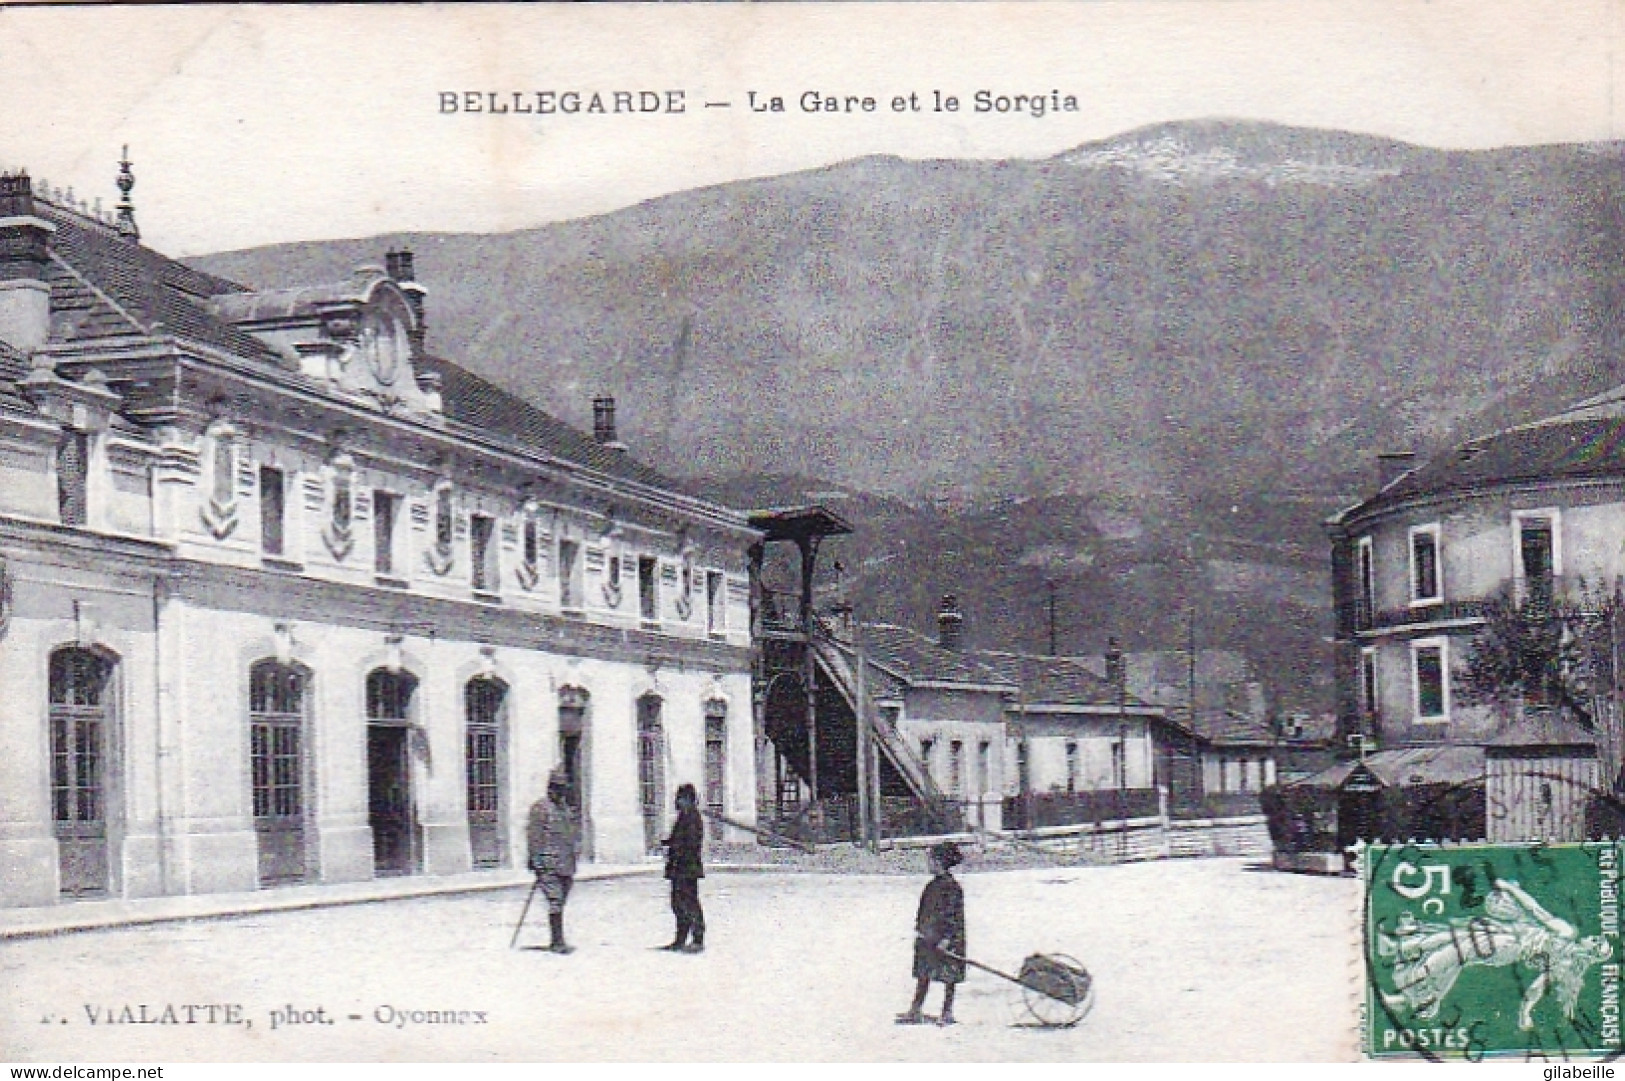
<box><xmin>2</xmin><ymin>0</ymin><xmax>1624</xmax><ymax>1069</ymax></box>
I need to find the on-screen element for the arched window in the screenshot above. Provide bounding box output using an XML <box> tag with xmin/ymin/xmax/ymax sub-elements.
<box><xmin>49</xmin><ymin>647</ymin><xmax>114</xmax><ymax>896</ymax></box>
<box><xmin>704</xmin><ymin>699</ymin><xmax>727</xmax><ymax>818</ymax></box>
<box><xmin>250</xmin><ymin>660</ymin><xmax>309</xmax><ymax>885</ymax></box>
<box><xmin>465</xmin><ymin>677</ymin><xmax>507</xmax><ymax>868</ymax></box>
<box><xmin>367</xmin><ymin>668</ymin><xmax>417</xmax><ymax>721</ymax></box>
<box><xmin>636</xmin><ymin>694</ymin><xmax>665</xmax><ymax>854</ymax></box>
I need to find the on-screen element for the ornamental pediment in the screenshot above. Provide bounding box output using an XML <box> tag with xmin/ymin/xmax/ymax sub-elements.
<box><xmin>209</xmin><ymin>266</ymin><xmax>438</xmax><ymax>417</ymax></box>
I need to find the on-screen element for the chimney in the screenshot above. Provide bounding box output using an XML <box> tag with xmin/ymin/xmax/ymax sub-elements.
<box><xmin>1105</xmin><ymin>637</ymin><xmax>1125</xmax><ymax>701</ymax></box>
<box><xmin>937</xmin><ymin>594</ymin><xmax>963</xmax><ymax>650</ymax></box>
<box><xmin>385</xmin><ymin>248</ymin><xmax>428</xmax><ymax>355</ymax></box>
<box><xmin>385</xmin><ymin>249</ymin><xmax>414</xmax><ymax>282</ymax></box>
<box><xmin>0</xmin><ymin>172</ymin><xmax>56</xmax><ymax>355</ymax></box>
<box><xmin>1377</xmin><ymin>451</ymin><xmax>1417</xmax><ymax>489</ymax></box>
<box><xmin>592</xmin><ymin>395</ymin><xmax>626</xmax><ymax>450</ymax></box>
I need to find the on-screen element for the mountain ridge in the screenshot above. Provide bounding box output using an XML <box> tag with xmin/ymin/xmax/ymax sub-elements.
<box><xmin>187</xmin><ymin>119</ymin><xmax>1625</xmax><ymax>714</ymax></box>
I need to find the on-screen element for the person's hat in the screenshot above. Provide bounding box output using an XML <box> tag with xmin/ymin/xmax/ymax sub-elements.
<box><xmin>931</xmin><ymin>841</ymin><xmax>964</xmax><ymax>869</ymax></box>
<box><xmin>547</xmin><ymin>767</ymin><xmax>569</xmax><ymax>792</ymax></box>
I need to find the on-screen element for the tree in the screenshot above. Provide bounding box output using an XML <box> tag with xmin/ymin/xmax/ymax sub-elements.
<box><xmin>1459</xmin><ymin>583</ymin><xmax>1616</xmax><ymax>728</ymax></box>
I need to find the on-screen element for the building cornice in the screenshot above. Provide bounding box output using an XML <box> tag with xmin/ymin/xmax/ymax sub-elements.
<box><xmin>164</xmin><ymin>558</ymin><xmax>754</xmax><ymax>671</ymax></box>
<box><xmin>46</xmin><ymin>337</ymin><xmax>757</xmax><ymax>542</ymax></box>
<box><xmin>1332</xmin><ymin>475</ymin><xmax>1625</xmax><ymax>535</ymax></box>
<box><xmin>0</xmin><ymin>514</ymin><xmax>751</xmax><ymax>670</ymax></box>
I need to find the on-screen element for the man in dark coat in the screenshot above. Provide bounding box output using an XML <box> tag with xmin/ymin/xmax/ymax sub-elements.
<box><xmin>897</xmin><ymin>841</ymin><xmax>966</xmax><ymax>1026</ymax></box>
<box><xmin>526</xmin><ymin>769</ymin><xmax>579</xmax><ymax>954</ymax></box>
<box><xmin>661</xmin><ymin>783</ymin><xmax>706</xmax><ymax>953</ymax></box>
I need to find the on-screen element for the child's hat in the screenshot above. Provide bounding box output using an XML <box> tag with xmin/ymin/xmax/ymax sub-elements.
<box><xmin>931</xmin><ymin>841</ymin><xmax>964</xmax><ymax>869</ymax></box>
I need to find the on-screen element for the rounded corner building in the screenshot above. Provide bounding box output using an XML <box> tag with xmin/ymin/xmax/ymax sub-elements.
<box><xmin>1321</xmin><ymin>385</ymin><xmax>1625</xmax><ymax>845</ymax></box>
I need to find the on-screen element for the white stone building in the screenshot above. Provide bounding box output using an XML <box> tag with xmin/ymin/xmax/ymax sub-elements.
<box><xmin>0</xmin><ymin>168</ymin><xmax>759</xmax><ymax>907</ymax></box>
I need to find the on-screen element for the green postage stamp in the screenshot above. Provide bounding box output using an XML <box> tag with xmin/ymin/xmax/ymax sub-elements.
<box><xmin>1365</xmin><ymin>842</ymin><xmax>1625</xmax><ymax>1060</ymax></box>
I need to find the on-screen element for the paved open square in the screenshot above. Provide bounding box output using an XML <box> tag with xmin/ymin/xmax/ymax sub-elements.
<box><xmin>3</xmin><ymin>859</ymin><xmax>1357</xmax><ymax>1061</ymax></box>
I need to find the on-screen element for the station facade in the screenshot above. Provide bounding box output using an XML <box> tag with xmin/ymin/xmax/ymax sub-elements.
<box><xmin>0</xmin><ymin>168</ymin><xmax>759</xmax><ymax>907</ymax></box>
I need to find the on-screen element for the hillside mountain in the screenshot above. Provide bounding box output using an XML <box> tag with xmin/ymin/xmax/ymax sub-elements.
<box><xmin>189</xmin><ymin>120</ymin><xmax>1625</xmax><ymax>714</ymax></box>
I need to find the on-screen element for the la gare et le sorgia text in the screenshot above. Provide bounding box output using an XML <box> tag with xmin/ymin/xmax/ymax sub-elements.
<box><xmin>438</xmin><ymin>89</ymin><xmax>1081</xmax><ymax>118</ymax></box>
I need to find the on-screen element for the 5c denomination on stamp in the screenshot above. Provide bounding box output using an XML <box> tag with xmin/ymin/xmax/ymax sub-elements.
<box><xmin>1365</xmin><ymin>842</ymin><xmax>1624</xmax><ymax>1060</ymax></box>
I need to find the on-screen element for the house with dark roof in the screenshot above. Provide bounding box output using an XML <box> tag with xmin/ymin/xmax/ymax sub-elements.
<box><xmin>832</xmin><ymin>597</ymin><xmax>1272</xmax><ymax>833</ymax></box>
<box><xmin>844</xmin><ymin>612</ymin><xmax>1019</xmax><ymax>830</ymax></box>
<box><xmin>0</xmin><ymin>166</ymin><xmax>761</xmax><ymax>907</ymax></box>
<box><xmin>1328</xmin><ymin>391</ymin><xmax>1625</xmax><ymax>752</ymax></box>
<box><xmin>972</xmin><ymin>647</ymin><xmax>1194</xmax><ymax>825</ymax></box>
<box><xmin>1320</xmin><ymin>383</ymin><xmax>1625</xmax><ymax>849</ymax></box>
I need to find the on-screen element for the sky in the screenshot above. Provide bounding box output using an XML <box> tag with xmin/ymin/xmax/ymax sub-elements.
<box><xmin>1</xmin><ymin>1</ymin><xmax>1622</xmax><ymax>256</ymax></box>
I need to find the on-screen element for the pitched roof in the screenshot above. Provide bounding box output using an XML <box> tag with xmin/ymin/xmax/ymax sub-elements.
<box><xmin>972</xmin><ymin>650</ymin><xmax>1147</xmax><ymax>709</ymax></box>
<box><xmin>857</xmin><ymin>623</ymin><xmax>1015</xmax><ymax>690</ymax></box>
<box><xmin>1339</xmin><ymin>383</ymin><xmax>1625</xmax><ymax>520</ymax></box>
<box><xmin>1485</xmin><ymin>711</ymin><xmax>1600</xmax><ymax>752</ymax></box>
<box><xmin>421</xmin><ymin>354</ymin><xmax>682</xmax><ymax>490</ymax></box>
<box><xmin>27</xmin><ymin>196</ymin><xmax>690</xmax><ymax>492</ymax></box>
<box><xmin>40</xmin><ymin>204</ymin><xmax>280</xmax><ymax>363</ymax></box>
<box><xmin>1289</xmin><ymin>744</ymin><xmax>1485</xmax><ymax>790</ymax></box>
<box><xmin>1192</xmin><ymin>709</ymin><xmax>1276</xmax><ymax>746</ymax></box>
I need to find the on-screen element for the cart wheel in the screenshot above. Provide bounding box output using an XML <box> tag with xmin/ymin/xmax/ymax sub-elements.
<box><xmin>1020</xmin><ymin>954</ymin><xmax>1094</xmax><ymax>1028</ymax></box>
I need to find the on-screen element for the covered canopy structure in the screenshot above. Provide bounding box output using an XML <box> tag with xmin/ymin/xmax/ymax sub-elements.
<box><xmin>1264</xmin><ymin>745</ymin><xmax>1486</xmax><ymax>866</ymax></box>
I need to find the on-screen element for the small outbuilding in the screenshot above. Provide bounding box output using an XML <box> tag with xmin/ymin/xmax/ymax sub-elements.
<box><xmin>1484</xmin><ymin>711</ymin><xmax>1600</xmax><ymax>843</ymax></box>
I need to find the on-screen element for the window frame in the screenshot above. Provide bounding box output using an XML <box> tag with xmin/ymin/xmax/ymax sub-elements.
<box><xmin>704</xmin><ymin>705</ymin><xmax>727</xmax><ymax>818</ymax></box>
<box><xmin>638</xmin><ymin>555</ymin><xmax>659</xmax><ymax>623</ymax></box>
<box><xmin>1356</xmin><ymin>535</ymin><xmax>1375</xmax><ymax>625</ymax></box>
<box><xmin>1359</xmin><ymin>646</ymin><xmax>1379</xmax><ymax>720</ymax></box>
<box><xmin>56</xmin><ymin>430</ymin><xmax>89</xmax><ymax>528</ymax></box>
<box><xmin>372</xmin><ymin>489</ymin><xmax>400</xmax><ymax>577</ymax></box>
<box><xmin>260</xmin><ymin>466</ymin><xmax>286</xmax><ymax>557</ymax></box>
<box><xmin>470</xmin><ymin>512</ymin><xmax>497</xmax><ymax>594</ymax></box>
<box><xmin>1512</xmin><ymin>508</ymin><xmax>1562</xmax><ymax>600</ymax></box>
<box><xmin>1407</xmin><ymin>523</ymin><xmax>1443</xmax><ymax>606</ymax></box>
<box><xmin>557</xmin><ymin>538</ymin><xmax>582</xmax><ymax>612</ymax></box>
<box><xmin>706</xmin><ymin>571</ymin><xmax>726</xmax><ymax>635</ymax></box>
<box><xmin>1411</xmin><ymin>636</ymin><xmax>1451</xmax><ymax>724</ymax></box>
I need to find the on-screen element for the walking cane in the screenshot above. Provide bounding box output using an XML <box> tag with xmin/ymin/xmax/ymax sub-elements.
<box><xmin>510</xmin><ymin>876</ymin><xmax>540</xmax><ymax>949</ymax></box>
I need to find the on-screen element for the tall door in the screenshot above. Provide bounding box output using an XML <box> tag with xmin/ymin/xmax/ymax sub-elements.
<box><xmin>558</xmin><ymin>686</ymin><xmax>591</xmax><ymax>860</ymax></box>
<box><xmin>250</xmin><ymin>661</ymin><xmax>309</xmax><ymax>885</ymax></box>
<box><xmin>464</xmin><ymin>678</ymin><xmax>506</xmax><ymax>869</ymax></box>
<box><xmin>50</xmin><ymin>649</ymin><xmax>112</xmax><ymax>897</ymax></box>
<box><xmin>366</xmin><ymin>670</ymin><xmax>419</xmax><ymax>876</ymax></box>
<box><xmin>636</xmin><ymin>695</ymin><xmax>665</xmax><ymax>855</ymax></box>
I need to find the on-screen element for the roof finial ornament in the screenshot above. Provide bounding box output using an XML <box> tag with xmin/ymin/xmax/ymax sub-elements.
<box><xmin>114</xmin><ymin>145</ymin><xmax>138</xmax><ymax>242</ymax></box>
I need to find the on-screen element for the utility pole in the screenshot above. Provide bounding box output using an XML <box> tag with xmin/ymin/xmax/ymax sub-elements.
<box><xmin>855</xmin><ymin>614</ymin><xmax>871</xmax><ymax>849</ymax></box>
<box><xmin>1046</xmin><ymin>577</ymin><xmax>1058</xmax><ymax>657</ymax></box>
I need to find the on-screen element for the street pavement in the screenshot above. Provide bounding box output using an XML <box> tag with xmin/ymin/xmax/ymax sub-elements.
<box><xmin>3</xmin><ymin>858</ymin><xmax>1358</xmax><ymax>1061</ymax></box>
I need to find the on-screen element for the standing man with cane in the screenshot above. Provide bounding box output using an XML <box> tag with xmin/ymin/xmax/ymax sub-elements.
<box><xmin>525</xmin><ymin>768</ymin><xmax>579</xmax><ymax>954</ymax></box>
<box><xmin>661</xmin><ymin>783</ymin><xmax>706</xmax><ymax>953</ymax></box>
